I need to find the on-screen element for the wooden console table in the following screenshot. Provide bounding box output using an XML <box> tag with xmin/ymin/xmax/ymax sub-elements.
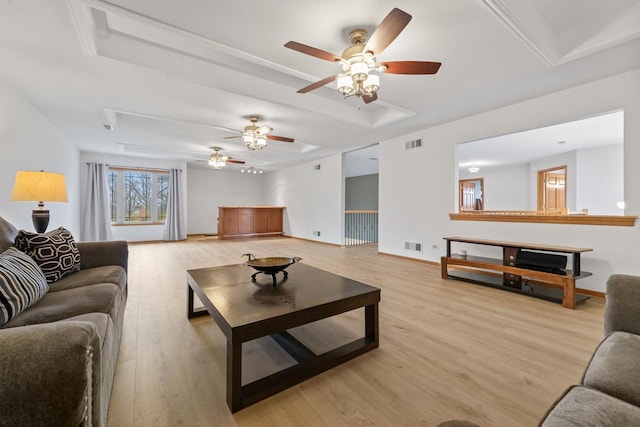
<box><xmin>441</xmin><ymin>237</ymin><xmax>593</xmax><ymax>309</ymax></box>
<box><xmin>218</xmin><ymin>206</ymin><xmax>284</xmax><ymax>240</ymax></box>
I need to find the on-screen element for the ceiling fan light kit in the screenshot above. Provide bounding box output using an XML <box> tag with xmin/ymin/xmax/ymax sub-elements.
<box><xmin>209</xmin><ymin>152</ymin><xmax>227</xmax><ymax>169</ymax></box>
<box><xmin>336</xmin><ymin>31</ymin><xmax>382</xmax><ymax>99</ymax></box>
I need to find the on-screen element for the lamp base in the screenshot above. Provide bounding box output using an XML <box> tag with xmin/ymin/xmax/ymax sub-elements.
<box><xmin>32</xmin><ymin>209</ymin><xmax>50</xmax><ymax>234</ymax></box>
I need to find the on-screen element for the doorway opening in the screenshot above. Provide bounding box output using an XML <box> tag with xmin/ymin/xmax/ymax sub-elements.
<box><xmin>537</xmin><ymin>166</ymin><xmax>566</xmax><ymax>211</ymax></box>
<box><xmin>459</xmin><ymin>178</ymin><xmax>484</xmax><ymax>211</ymax></box>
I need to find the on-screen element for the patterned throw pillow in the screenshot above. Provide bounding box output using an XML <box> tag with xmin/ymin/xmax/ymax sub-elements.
<box><xmin>0</xmin><ymin>247</ymin><xmax>49</xmax><ymax>326</ymax></box>
<box><xmin>15</xmin><ymin>227</ymin><xmax>81</xmax><ymax>283</ymax></box>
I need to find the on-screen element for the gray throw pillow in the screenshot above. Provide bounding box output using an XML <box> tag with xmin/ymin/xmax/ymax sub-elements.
<box><xmin>15</xmin><ymin>227</ymin><xmax>81</xmax><ymax>283</ymax></box>
<box><xmin>0</xmin><ymin>247</ymin><xmax>49</xmax><ymax>326</ymax></box>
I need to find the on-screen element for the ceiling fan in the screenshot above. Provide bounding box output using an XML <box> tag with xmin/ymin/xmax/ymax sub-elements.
<box><xmin>208</xmin><ymin>146</ymin><xmax>245</xmax><ymax>169</ymax></box>
<box><xmin>223</xmin><ymin>116</ymin><xmax>294</xmax><ymax>151</ymax></box>
<box><xmin>284</xmin><ymin>8</ymin><xmax>441</xmax><ymax>103</ymax></box>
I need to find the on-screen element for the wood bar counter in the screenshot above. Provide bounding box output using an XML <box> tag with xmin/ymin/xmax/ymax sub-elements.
<box><xmin>218</xmin><ymin>206</ymin><xmax>285</xmax><ymax>240</ymax></box>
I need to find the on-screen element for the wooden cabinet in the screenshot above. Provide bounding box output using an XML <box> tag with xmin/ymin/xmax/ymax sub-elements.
<box><xmin>218</xmin><ymin>206</ymin><xmax>285</xmax><ymax>239</ymax></box>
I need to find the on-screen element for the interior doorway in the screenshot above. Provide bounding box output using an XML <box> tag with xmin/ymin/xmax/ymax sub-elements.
<box><xmin>537</xmin><ymin>166</ymin><xmax>566</xmax><ymax>211</ymax></box>
<box><xmin>459</xmin><ymin>178</ymin><xmax>484</xmax><ymax>211</ymax></box>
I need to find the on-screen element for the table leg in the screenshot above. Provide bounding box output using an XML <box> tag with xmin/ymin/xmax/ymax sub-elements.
<box><xmin>187</xmin><ymin>284</ymin><xmax>209</xmax><ymax>319</ymax></box>
<box><xmin>227</xmin><ymin>338</ymin><xmax>243</xmax><ymax>412</ymax></box>
<box><xmin>572</xmin><ymin>253</ymin><xmax>581</xmax><ymax>276</ymax></box>
<box><xmin>187</xmin><ymin>285</ymin><xmax>195</xmax><ymax>318</ymax></box>
<box><xmin>561</xmin><ymin>277</ymin><xmax>576</xmax><ymax>309</ymax></box>
<box><xmin>365</xmin><ymin>303</ymin><xmax>379</xmax><ymax>347</ymax></box>
<box><xmin>441</xmin><ymin>256</ymin><xmax>449</xmax><ymax>279</ymax></box>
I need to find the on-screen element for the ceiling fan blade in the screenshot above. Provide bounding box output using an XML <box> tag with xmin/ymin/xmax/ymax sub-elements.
<box><xmin>284</xmin><ymin>41</ymin><xmax>342</xmax><ymax>62</ymax></box>
<box><xmin>364</xmin><ymin>8</ymin><xmax>412</xmax><ymax>56</ymax></box>
<box><xmin>267</xmin><ymin>135</ymin><xmax>295</xmax><ymax>143</ymax></box>
<box><xmin>258</xmin><ymin>125</ymin><xmax>273</xmax><ymax>134</ymax></box>
<box><xmin>222</xmin><ymin>135</ymin><xmax>242</xmax><ymax>139</ymax></box>
<box><xmin>297</xmin><ymin>74</ymin><xmax>339</xmax><ymax>93</ymax></box>
<box><xmin>227</xmin><ymin>159</ymin><xmax>245</xmax><ymax>164</ymax></box>
<box><xmin>382</xmin><ymin>61</ymin><xmax>442</xmax><ymax>74</ymax></box>
<box><xmin>362</xmin><ymin>92</ymin><xmax>378</xmax><ymax>104</ymax></box>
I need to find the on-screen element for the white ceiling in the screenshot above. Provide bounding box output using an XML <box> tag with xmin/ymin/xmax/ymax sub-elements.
<box><xmin>457</xmin><ymin>110</ymin><xmax>624</xmax><ymax>170</ymax></box>
<box><xmin>0</xmin><ymin>0</ymin><xmax>639</xmax><ymax>173</ymax></box>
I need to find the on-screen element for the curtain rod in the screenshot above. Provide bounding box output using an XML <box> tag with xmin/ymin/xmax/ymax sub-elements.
<box><xmin>86</xmin><ymin>163</ymin><xmax>182</xmax><ymax>172</ymax></box>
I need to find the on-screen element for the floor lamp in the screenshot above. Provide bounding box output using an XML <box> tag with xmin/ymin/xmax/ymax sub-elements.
<box><xmin>11</xmin><ymin>170</ymin><xmax>69</xmax><ymax>233</ymax></box>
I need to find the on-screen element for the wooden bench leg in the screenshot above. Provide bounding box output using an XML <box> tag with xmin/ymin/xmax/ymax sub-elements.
<box><xmin>440</xmin><ymin>256</ymin><xmax>449</xmax><ymax>279</ymax></box>
<box><xmin>561</xmin><ymin>277</ymin><xmax>576</xmax><ymax>309</ymax></box>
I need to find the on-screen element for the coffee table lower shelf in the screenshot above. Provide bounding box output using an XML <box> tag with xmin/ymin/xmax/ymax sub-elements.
<box><xmin>241</xmin><ymin>331</ymin><xmax>377</xmax><ymax>409</ymax></box>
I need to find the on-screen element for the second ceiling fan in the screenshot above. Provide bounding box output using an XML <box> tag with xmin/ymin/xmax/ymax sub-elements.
<box><xmin>284</xmin><ymin>8</ymin><xmax>442</xmax><ymax>103</ymax></box>
<box><xmin>208</xmin><ymin>146</ymin><xmax>245</xmax><ymax>169</ymax></box>
<box><xmin>223</xmin><ymin>116</ymin><xmax>294</xmax><ymax>151</ymax></box>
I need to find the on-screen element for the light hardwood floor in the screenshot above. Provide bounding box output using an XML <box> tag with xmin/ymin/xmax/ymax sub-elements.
<box><xmin>107</xmin><ymin>236</ymin><xmax>605</xmax><ymax>427</ymax></box>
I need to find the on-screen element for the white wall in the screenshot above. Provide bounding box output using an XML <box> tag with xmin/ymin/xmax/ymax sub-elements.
<box><xmin>187</xmin><ymin>167</ymin><xmax>267</xmax><ymax>234</ymax></box>
<box><xmin>577</xmin><ymin>144</ymin><xmax>624</xmax><ymax>215</ymax></box>
<box><xmin>80</xmin><ymin>152</ymin><xmax>187</xmax><ymax>242</ymax></box>
<box><xmin>345</xmin><ymin>173</ymin><xmax>379</xmax><ymax>210</ymax></box>
<box><xmin>0</xmin><ymin>78</ymin><xmax>80</xmax><ymax>235</ymax></box>
<box><xmin>379</xmin><ymin>68</ymin><xmax>640</xmax><ymax>292</ymax></box>
<box><xmin>460</xmin><ymin>164</ymin><xmax>529</xmax><ymax>210</ymax></box>
<box><xmin>264</xmin><ymin>155</ymin><xmax>344</xmax><ymax>245</ymax></box>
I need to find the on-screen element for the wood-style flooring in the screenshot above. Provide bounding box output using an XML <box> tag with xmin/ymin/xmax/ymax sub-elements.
<box><xmin>107</xmin><ymin>236</ymin><xmax>605</xmax><ymax>427</ymax></box>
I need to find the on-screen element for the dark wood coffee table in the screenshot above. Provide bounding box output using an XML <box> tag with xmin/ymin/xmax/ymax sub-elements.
<box><xmin>186</xmin><ymin>262</ymin><xmax>381</xmax><ymax>412</ymax></box>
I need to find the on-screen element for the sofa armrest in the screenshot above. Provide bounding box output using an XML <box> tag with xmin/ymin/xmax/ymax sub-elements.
<box><xmin>0</xmin><ymin>321</ymin><xmax>98</xmax><ymax>427</ymax></box>
<box><xmin>77</xmin><ymin>240</ymin><xmax>128</xmax><ymax>273</ymax></box>
<box><xmin>605</xmin><ymin>274</ymin><xmax>640</xmax><ymax>335</ymax></box>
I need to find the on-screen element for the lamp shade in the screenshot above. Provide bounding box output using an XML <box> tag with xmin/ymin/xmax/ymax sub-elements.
<box><xmin>11</xmin><ymin>171</ymin><xmax>68</xmax><ymax>202</ymax></box>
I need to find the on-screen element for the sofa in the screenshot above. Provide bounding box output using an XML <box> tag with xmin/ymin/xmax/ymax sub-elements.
<box><xmin>540</xmin><ymin>274</ymin><xmax>640</xmax><ymax>426</ymax></box>
<box><xmin>0</xmin><ymin>216</ymin><xmax>127</xmax><ymax>427</ymax></box>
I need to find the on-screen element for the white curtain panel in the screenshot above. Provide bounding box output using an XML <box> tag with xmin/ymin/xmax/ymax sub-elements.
<box><xmin>81</xmin><ymin>163</ymin><xmax>113</xmax><ymax>241</ymax></box>
<box><xmin>163</xmin><ymin>169</ymin><xmax>186</xmax><ymax>241</ymax></box>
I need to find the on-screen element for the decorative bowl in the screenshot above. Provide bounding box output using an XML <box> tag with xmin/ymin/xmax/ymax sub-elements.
<box><xmin>242</xmin><ymin>254</ymin><xmax>302</xmax><ymax>286</ymax></box>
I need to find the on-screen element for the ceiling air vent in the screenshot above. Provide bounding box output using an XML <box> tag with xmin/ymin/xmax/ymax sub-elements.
<box><xmin>313</xmin><ymin>164</ymin><xmax>321</xmax><ymax>171</ymax></box>
<box><xmin>405</xmin><ymin>138</ymin><xmax>423</xmax><ymax>150</ymax></box>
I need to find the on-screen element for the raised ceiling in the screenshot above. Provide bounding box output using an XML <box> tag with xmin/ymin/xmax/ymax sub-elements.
<box><xmin>0</xmin><ymin>0</ymin><xmax>638</xmax><ymax>172</ymax></box>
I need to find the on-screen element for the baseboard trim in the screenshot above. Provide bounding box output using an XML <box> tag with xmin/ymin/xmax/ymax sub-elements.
<box><xmin>288</xmin><ymin>235</ymin><xmax>343</xmax><ymax>247</ymax></box>
<box><xmin>377</xmin><ymin>251</ymin><xmax>440</xmax><ymax>267</ymax></box>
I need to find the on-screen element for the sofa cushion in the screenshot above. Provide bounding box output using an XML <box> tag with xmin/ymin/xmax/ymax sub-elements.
<box><xmin>0</xmin><ymin>320</ymin><xmax>97</xmax><ymax>427</ymax></box>
<box><xmin>0</xmin><ymin>216</ymin><xmax>18</xmax><ymax>253</ymax></box>
<box><xmin>15</xmin><ymin>227</ymin><xmax>81</xmax><ymax>283</ymax></box>
<box><xmin>1</xmin><ymin>282</ymin><xmax>120</xmax><ymax>328</ymax></box>
<box><xmin>0</xmin><ymin>247</ymin><xmax>49</xmax><ymax>326</ymax></box>
<box><xmin>581</xmin><ymin>331</ymin><xmax>640</xmax><ymax>407</ymax></box>
<box><xmin>50</xmin><ymin>265</ymin><xmax>127</xmax><ymax>295</ymax></box>
<box><xmin>540</xmin><ymin>385</ymin><xmax>640</xmax><ymax>426</ymax></box>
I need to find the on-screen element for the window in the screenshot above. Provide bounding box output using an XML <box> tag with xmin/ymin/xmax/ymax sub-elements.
<box><xmin>108</xmin><ymin>167</ymin><xmax>169</xmax><ymax>224</ymax></box>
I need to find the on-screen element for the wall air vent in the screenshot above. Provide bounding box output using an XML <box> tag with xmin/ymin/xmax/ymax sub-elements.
<box><xmin>405</xmin><ymin>138</ymin><xmax>423</xmax><ymax>150</ymax></box>
<box><xmin>313</xmin><ymin>164</ymin><xmax>321</xmax><ymax>171</ymax></box>
<box><xmin>404</xmin><ymin>241</ymin><xmax>423</xmax><ymax>252</ymax></box>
